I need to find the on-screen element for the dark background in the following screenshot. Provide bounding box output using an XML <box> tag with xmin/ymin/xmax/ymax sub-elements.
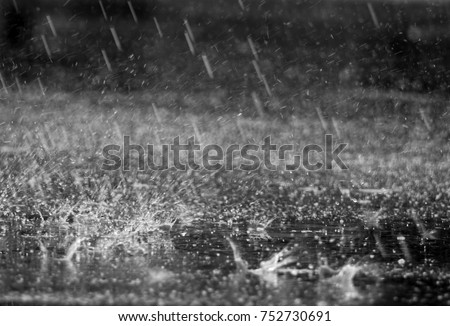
<box><xmin>1</xmin><ymin>0</ymin><xmax>450</xmax><ymax>95</ymax></box>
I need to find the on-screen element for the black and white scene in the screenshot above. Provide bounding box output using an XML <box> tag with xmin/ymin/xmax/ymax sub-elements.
<box><xmin>0</xmin><ymin>0</ymin><xmax>449</xmax><ymax>306</ymax></box>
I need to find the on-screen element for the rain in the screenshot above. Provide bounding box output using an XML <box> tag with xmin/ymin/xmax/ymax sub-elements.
<box><xmin>0</xmin><ymin>0</ymin><xmax>449</xmax><ymax>306</ymax></box>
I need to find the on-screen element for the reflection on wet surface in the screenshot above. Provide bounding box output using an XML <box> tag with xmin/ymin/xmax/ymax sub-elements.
<box><xmin>1</xmin><ymin>190</ymin><xmax>449</xmax><ymax>305</ymax></box>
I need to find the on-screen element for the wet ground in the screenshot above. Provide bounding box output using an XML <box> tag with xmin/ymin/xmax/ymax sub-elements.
<box><xmin>1</xmin><ymin>188</ymin><xmax>450</xmax><ymax>305</ymax></box>
<box><xmin>0</xmin><ymin>0</ymin><xmax>449</xmax><ymax>305</ymax></box>
<box><xmin>0</xmin><ymin>102</ymin><xmax>449</xmax><ymax>305</ymax></box>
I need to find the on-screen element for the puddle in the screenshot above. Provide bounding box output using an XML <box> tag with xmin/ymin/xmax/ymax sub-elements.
<box><xmin>1</xmin><ymin>193</ymin><xmax>449</xmax><ymax>305</ymax></box>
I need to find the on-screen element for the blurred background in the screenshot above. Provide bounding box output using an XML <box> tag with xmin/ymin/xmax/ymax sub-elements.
<box><xmin>1</xmin><ymin>0</ymin><xmax>450</xmax><ymax>96</ymax></box>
